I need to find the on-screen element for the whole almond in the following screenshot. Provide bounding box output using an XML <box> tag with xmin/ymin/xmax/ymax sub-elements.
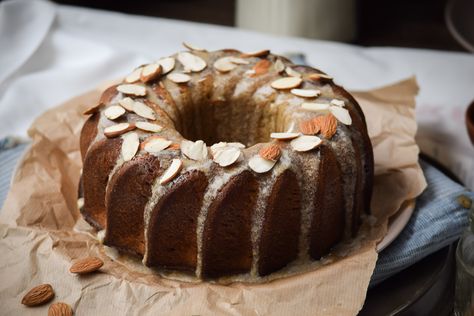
<box><xmin>252</xmin><ymin>59</ymin><xmax>272</xmax><ymax>77</ymax></box>
<box><xmin>299</xmin><ymin>119</ymin><xmax>320</xmax><ymax>135</ymax></box>
<box><xmin>69</xmin><ymin>257</ymin><xmax>104</xmax><ymax>274</ymax></box>
<box><xmin>48</xmin><ymin>302</ymin><xmax>73</xmax><ymax>316</ymax></box>
<box><xmin>259</xmin><ymin>144</ymin><xmax>281</xmax><ymax>161</ymax></box>
<box><xmin>21</xmin><ymin>284</ymin><xmax>55</xmax><ymax>306</ymax></box>
<box><xmin>313</xmin><ymin>114</ymin><xmax>338</xmax><ymax>139</ymax></box>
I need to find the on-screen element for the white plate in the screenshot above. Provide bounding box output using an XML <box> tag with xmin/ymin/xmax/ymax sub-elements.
<box><xmin>376</xmin><ymin>199</ymin><xmax>416</xmax><ymax>252</ymax></box>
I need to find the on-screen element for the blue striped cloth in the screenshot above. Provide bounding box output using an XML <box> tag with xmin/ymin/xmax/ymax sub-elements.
<box><xmin>1</xmin><ymin>137</ymin><xmax>472</xmax><ymax>285</ymax></box>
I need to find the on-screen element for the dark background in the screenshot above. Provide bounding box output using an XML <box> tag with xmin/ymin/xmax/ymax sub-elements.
<box><xmin>53</xmin><ymin>0</ymin><xmax>465</xmax><ymax>52</ymax></box>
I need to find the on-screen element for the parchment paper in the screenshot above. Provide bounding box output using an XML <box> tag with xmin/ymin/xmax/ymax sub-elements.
<box><xmin>0</xmin><ymin>77</ymin><xmax>426</xmax><ymax>316</ymax></box>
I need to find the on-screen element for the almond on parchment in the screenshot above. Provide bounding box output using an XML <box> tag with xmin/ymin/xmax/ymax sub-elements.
<box><xmin>259</xmin><ymin>144</ymin><xmax>281</xmax><ymax>161</ymax></box>
<box><xmin>48</xmin><ymin>302</ymin><xmax>73</xmax><ymax>316</ymax></box>
<box><xmin>21</xmin><ymin>284</ymin><xmax>55</xmax><ymax>306</ymax></box>
<box><xmin>69</xmin><ymin>256</ymin><xmax>104</xmax><ymax>274</ymax></box>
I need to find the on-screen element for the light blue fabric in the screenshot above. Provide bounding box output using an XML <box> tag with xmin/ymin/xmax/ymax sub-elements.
<box><xmin>370</xmin><ymin>160</ymin><xmax>473</xmax><ymax>286</ymax></box>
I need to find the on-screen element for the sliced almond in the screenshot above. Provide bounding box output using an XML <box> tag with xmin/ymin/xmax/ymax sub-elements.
<box><xmin>329</xmin><ymin>105</ymin><xmax>352</xmax><ymax>125</ymax></box>
<box><xmin>290</xmin><ymin>135</ymin><xmax>322</xmax><ymax>152</ymax></box>
<box><xmin>157</xmin><ymin>57</ymin><xmax>175</xmax><ymax>74</ymax></box>
<box><xmin>104</xmin><ymin>105</ymin><xmax>126</xmax><ymax>120</ymax></box>
<box><xmin>213</xmin><ymin>146</ymin><xmax>241</xmax><ymax>167</ymax></box>
<box><xmin>274</xmin><ymin>59</ymin><xmax>285</xmax><ymax>73</ymax></box>
<box><xmin>133</xmin><ymin>101</ymin><xmax>155</xmax><ymax>120</ymax></box>
<box><xmin>168</xmin><ymin>143</ymin><xmax>180</xmax><ymax>150</ymax></box>
<box><xmin>160</xmin><ymin>159</ymin><xmax>183</xmax><ymax>184</ymax></box>
<box><xmin>308</xmin><ymin>73</ymin><xmax>333</xmax><ymax>81</ymax></box>
<box><xmin>69</xmin><ymin>256</ymin><xmax>104</xmax><ymax>274</ymax></box>
<box><xmin>228</xmin><ymin>57</ymin><xmax>250</xmax><ymax>65</ymax></box>
<box><xmin>125</xmin><ymin>67</ymin><xmax>143</xmax><ymax>83</ymax></box>
<box><xmin>248</xmin><ymin>155</ymin><xmax>276</xmax><ymax>173</ymax></box>
<box><xmin>116</xmin><ymin>84</ymin><xmax>147</xmax><ymax>96</ymax></box>
<box><xmin>140</xmin><ymin>63</ymin><xmax>162</xmax><ymax>83</ymax></box>
<box><xmin>270</xmin><ymin>132</ymin><xmax>300</xmax><ymax>140</ymax></box>
<box><xmin>118</xmin><ymin>97</ymin><xmax>135</xmax><ymax>112</ymax></box>
<box><xmin>259</xmin><ymin>144</ymin><xmax>281</xmax><ymax>161</ymax></box>
<box><xmin>299</xmin><ymin>119</ymin><xmax>320</xmax><ymax>135</ymax></box>
<box><xmin>214</xmin><ymin>57</ymin><xmax>237</xmax><ymax>73</ymax></box>
<box><xmin>135</xmin><ymin>121</ymin><xmax>163</xmax><ymax>132</ymax></box>
<box><xmin>21</xmin><ymin>284</ymin><xmax>55</xmax><ymax>306</ymax></box>
<box><xmin>241</xmin><ymin>49</ymin><xmax>270</xmax><ymax>58</ymax></box>
<box><xmin>182</xmin><ymin>41</ymin><xmax>206</xmax><ymax>52</ymax></box>
<box><xmin>48</xmin><ymin>302</ymin><xmax>73</xmax><ymax>316</ymax></box>
<box><xmin>83</xmin><ymin>103</ymin><xmax>103</xmax><ymax>115</ymax></box>
<box><xmin>104</xmin><ymin>122</ymin><xmax>135</xmax><ymax>138</ymax></box>
<box><xmin>291</xmin><ymin>88</ymin><xmax>320</xmax><ymax>98</ymax></box>
<box><xmin>181</xmin><ymin>139</ymin><xmax>208</xmax><ymax>161</ymax></box>
<box><xmin>177</xmin><ymin>52</ymin><xmax>207</xmax><ymax>72</ymax></box>
<box><xmin>271</xmin><ymin>77</ymin><xmax>302</xmax><ymax>90</ymax></box>
<box><xmin>142</xmin><ymin>136</ymin><xmax>172</xmax><ymax>153</ymax></box>
<box><xmin>301</xmin><ymin>102</ymin><xmax>330</xmax><ymax>112</ymax></box>
<box><xmin>167</xmin><ymin>72</ymin><xmax>191</xmax><ymax>83</ymax></box>
<box><xmin>210</xmin><ymin>142</ymin><xmax>245</xmax><ymax>156</ymax></box>
<box><xmin>285</xmin><ymin>66</ymin><xmax>301</xmax><ymax>78</ymax></box>
<box><xmin>121</xmin><ymin>132</ymin><xmax>140</xmax><ymax>161</ymax></box>
<box><xmin>252</xmin><ymin>59</ymin><xmax>272</xmax><ymax>77</ymax></box>
<box><xmin>313</xmin><ymin>114</ymin><xmax>338</xmax><ymax>138</ymax></box>
<box><xmin>330</xmin><ymin>99</ymin><xmax>345</xmax><ymax>107</ymax></box>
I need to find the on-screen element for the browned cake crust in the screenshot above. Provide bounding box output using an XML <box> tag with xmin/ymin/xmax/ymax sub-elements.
<box><xmin>79</xmin><ymin>47</ymin><xmax>374</xmax><ymax>280</ymax></box>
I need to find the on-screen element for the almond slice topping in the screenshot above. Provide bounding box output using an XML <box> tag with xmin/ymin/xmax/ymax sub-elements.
<box><xmin>121</xmin><ymin>132</ymin><xmax>140</xmax><ymax>161</ymax></box>
<box><xmin>167</xmin><ymin>73</ymin><xmax>191</xmax><ymax>83</ymax></box>
<box><xmin>330</xmin><ymin>99</ymin><xmax>345</xmax><ymax>107</ymax></box>
<box><xmin>285</xmin><ymin>66</ymin><xmax>302</xmax><ymax>78</ymax></box>
<box><xmin>177</xmin><ymin>52</ymin><xmax>207</xmax><ymax>72</ymax></box>
<box><xmin>83</xmin><ymin>103</ymin><xmax>103</xmax><ymax>115</ymax></box>
<box><xmin>210</xmin><ymin>142</ymin><xmax>245</xmax><ymax>156</ymax></box>
<box><xmin>135</xmin><ymin>121</ymin><xmax>163</xmax><ymax>132</ymax></box>
<box><xmin>181</xmin><ymin>139</ymin><xmax>208</xmax><ymax>160</ymax></box>
<box><xmin>214</xmin><ymin>57</ymin><xmax>238</xmax><ymax>73</ymax></box>
<box><xmin>228</xmin><ymin>57</ymin><xmax>250</xmax><ymax>65</ymax></box>
<box><xmin>301</xmin><ymin>102</ymin><xmax>330</xmax><ymax>112</ymax></box>
<box><xmin>140</xmin><ymin>63</ymin><xmax>162</xmax><ymax>83</ymax></box>
<box><xmin>182</xmin><ymin>41</ymin><xmax>206</xmax><ymax>52</ymax></box>
<box><xmin>142</xmin><ymin>136</ymin><xmax>172</xmax><ymax>153</ymax></box>
<box><xmin>299</xmin><ymin>119</ymin><xmax>320</xmax><ymax>135</ymax></box>
<box><xmin>104</xmin><ymin>123</ymin><xmax>135</xmax><ymax>138</ymax></box>
<box><xmin>313</xmin><ymin>114</ymin><xmax>338</xmax><ymax>138</ymax></box>
<box><xmin>248</xmin><ymin>155</ymin><xmax>276</xmax><ymax>173</ymax></box>
<box><xmin>291</xmin><ymin>89</ymin><xmax>321</xmax><ymax>98</ymax></box>
<box><xmin>213</xmin><ymin>146</ymin><xmax>241</xmax><ymax>167</ymax></box>
<box><xmin>274</xmin><ymin>59</ymin><xmax>285</xmax><ymax>73</ymax></box>
<box><xmin>116</xmin><ymin>84</ymin><xmax>147</xmax><ymax>96</ymax></box>
<box><xmin>104</xmin><ymin>105</ymin><xmax>126</xmax><ymax>120</ymax></box>
<box><xmin>329</xmin><ymin>105</ymin><xmax>352</xmax><ymax>125</ymax></box>
<box><xmin>133</xmin><ymin>101</ymin><xmax>156</xmax><ymax>120</ymax></box>
<box><xmin>125</xmin><ymin>67</ymin><xmax>143</xmax><ymax>83</ymax></box>
<box><xmin>290</xmin><ymin>135</ymin><xmax>322</xmax><ymax>152</ymax></box>
<box><xmin>308</xmin><ymin>73</ymin><xmax>333</xmax><ymax>81</ymax></box>
<box><xmin>252</xmin><ymin>59</ymin><xmax>272</xmax><ymax>77</ymax></box>
<box><xmin>160</xmin><ymin>159</ymin><xmax>183</xmax><ymax>184</ymax></box>
<box><xmin>271</xmin><ymin>77</ymin><xmax>302</xmax><ymax>90</ymax></box>
<box><xmin>270</xmin><ymin>132</ymin><xmax>300</xmax><ymax>140</ymax></box>
<box><xmin>118</xmin><ymin>97</ymin><xmax>135</xmax><ymax>112</ymax></box>
<box><xmin>259</xmin><ymin>144</ymin><xmax>281</xmax><ymax>161</ymax></box>
<box><xmin>157</xmin><ymin>57</ymin><xmax>175</xmax><ymax>74</ymax></box>
<box><xmin>241</xmin><ymin>49</ymin><xmax>270</xmax><ymax>58</ymax></box>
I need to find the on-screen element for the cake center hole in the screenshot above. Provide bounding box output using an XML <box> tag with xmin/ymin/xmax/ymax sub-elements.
<box><xmin>176</xmin><ymin>100</ymin><xmax>290</xmax><ymax>147</ymax></box>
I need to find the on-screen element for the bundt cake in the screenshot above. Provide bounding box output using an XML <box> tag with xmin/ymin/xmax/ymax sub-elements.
<box><xmin>79</xmin><ymin>44</ymin><xmax>374</xmax><ymax>280</ymax></box>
